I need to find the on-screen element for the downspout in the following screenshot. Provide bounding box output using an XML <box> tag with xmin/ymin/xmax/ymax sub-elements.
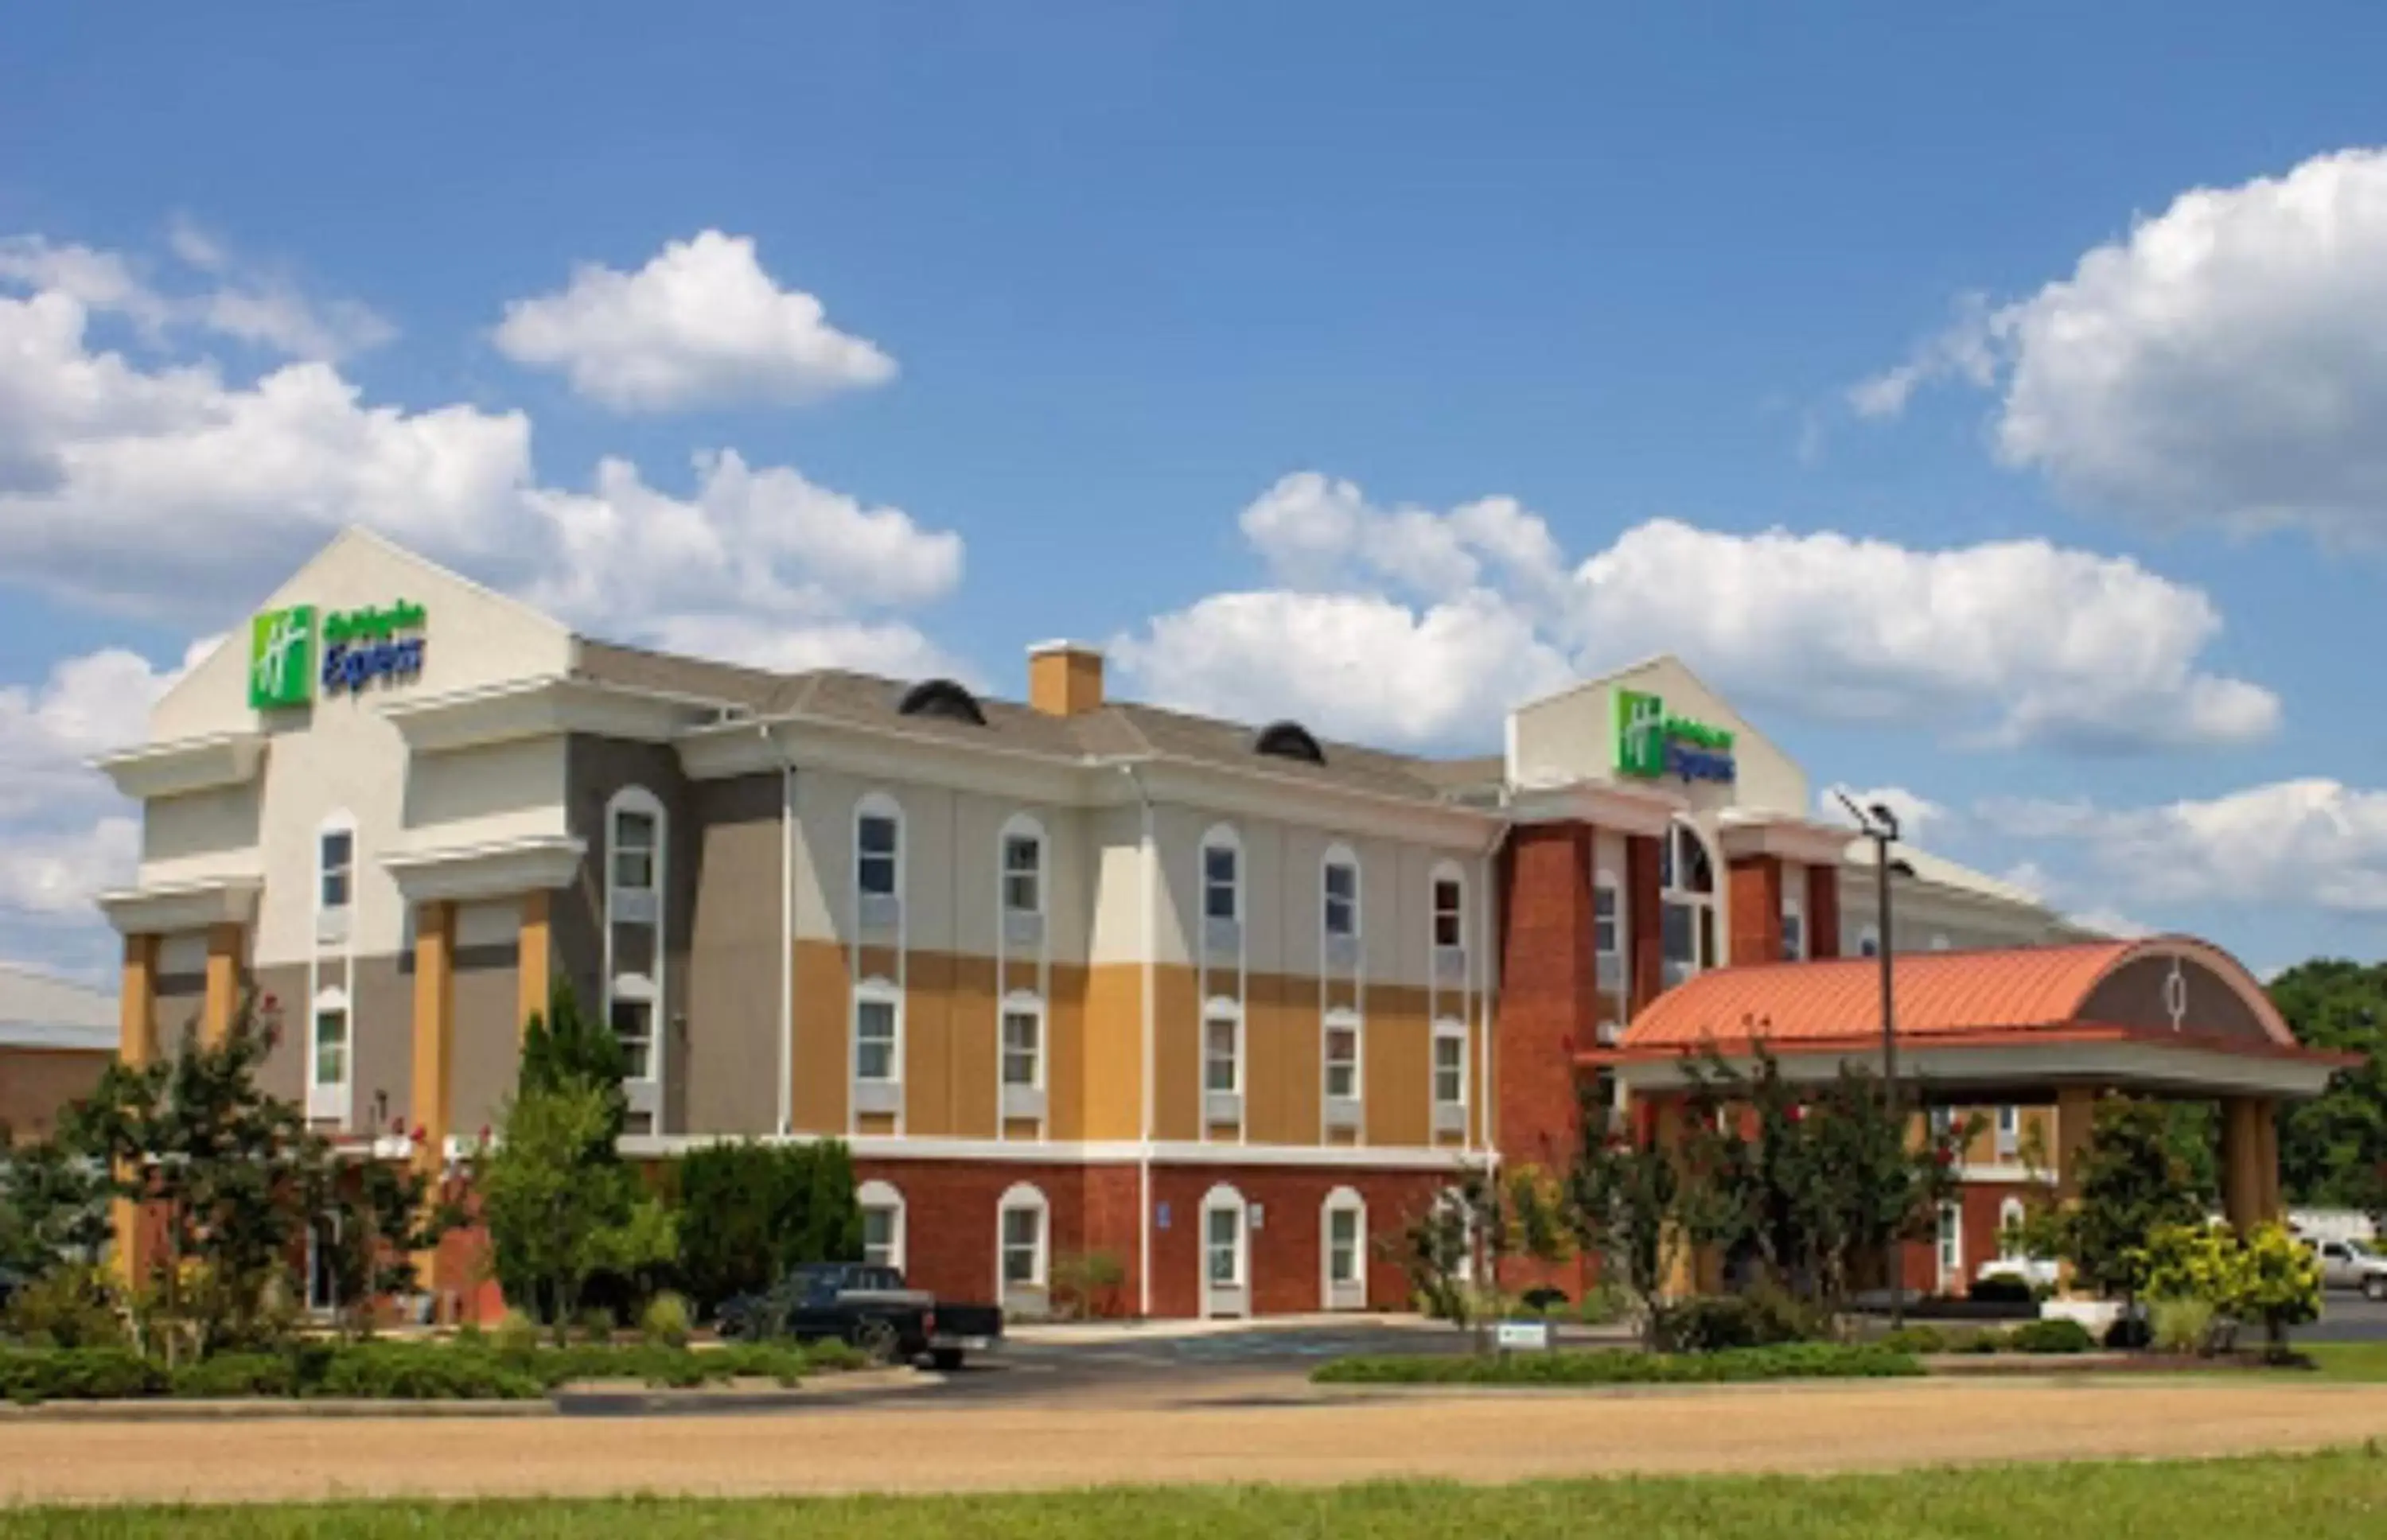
<box><xmin>1117</xmin><ymin>761</ymin><xmax>1157</xmax><ymax>1320</ymax></box>
<box><xmin>761</xmin><ymin>723</ymin><xmax>796</xmax><ymax>1138</ymax></box>
<box><xmin>1476</xmin><ymin>798</ymin><xmax>1513</xmax><ymax>1169</ymax></box>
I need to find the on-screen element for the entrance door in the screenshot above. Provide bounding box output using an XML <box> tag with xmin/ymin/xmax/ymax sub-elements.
<box><xmin>1201</xmin><ymin>1185</ymin><xmax>1250</xmax><ymax>1319</ymax></box>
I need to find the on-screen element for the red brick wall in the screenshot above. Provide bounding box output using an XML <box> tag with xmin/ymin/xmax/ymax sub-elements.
<box><xmin>1493</xmin><ymin>822</ymin><xmax>1595</xmax><ymax>1172</ymax></box>
<box><xmin>1806</xmin><ymin>864</ymin><xmax>1841</xmax><ymax>960</ymax></box>
<box><xmin>1727</xmin><ymin>855</ymin><xmax>1782</xmax><ymax>966</ymax></box>
<box><xmin>1625</xmin><ymin>834</ymin><xmax>1664</xmax><ymax>1013</ymax></box>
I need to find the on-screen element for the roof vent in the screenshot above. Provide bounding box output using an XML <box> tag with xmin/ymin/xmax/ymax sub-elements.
<box><xmin>1253</xmin><ymin>720</ymin><xmax>1326</xmax><ymax>767</ymax></box>
<box><xmin>896</xmin><ymin>678</ymin><xmax>987</xmax><ymax>726</ymax></box>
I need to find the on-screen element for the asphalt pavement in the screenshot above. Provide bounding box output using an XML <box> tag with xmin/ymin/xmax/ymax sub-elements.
<box><xmin>2307</xmin><ymin>1291</ymin><xmax>2387</xmax><ymax>1341</ymax></box>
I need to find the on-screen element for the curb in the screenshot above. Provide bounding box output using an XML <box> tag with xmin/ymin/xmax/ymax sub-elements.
<box><xmin>0</xmin><ymin>1398</ymin><xmax>557</xmax><ymax>1421</ymax></box>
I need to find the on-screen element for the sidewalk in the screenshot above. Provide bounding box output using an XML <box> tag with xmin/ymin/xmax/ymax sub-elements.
<box><xmin>1003</xmin><ymin>1312</ymin><xmax>1450</xmax><ymax>1346</ymax></box>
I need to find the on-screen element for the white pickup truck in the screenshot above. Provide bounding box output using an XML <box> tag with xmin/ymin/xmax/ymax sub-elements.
<box><xmin>2308</xmin><ymin>1236</ymin><xmax>2387</xmax><ymax>1301</ymax></box>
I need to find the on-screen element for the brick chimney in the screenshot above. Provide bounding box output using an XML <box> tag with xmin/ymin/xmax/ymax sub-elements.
<box><xmin>1028</xmin><ymin>641</ymin><xmax>1105</xmax><ymax>717</ymax></box>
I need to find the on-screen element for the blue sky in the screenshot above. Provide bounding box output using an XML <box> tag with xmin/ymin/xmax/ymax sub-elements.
<box><xmin>6</xmin><ymin>1</ymin><xmax>2387</xmax><ymax>979</ymax></box>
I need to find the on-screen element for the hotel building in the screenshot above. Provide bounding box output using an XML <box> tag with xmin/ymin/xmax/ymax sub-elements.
<box><xmin>97</xmin><ymin>529</ymin><xmax>2112</xmax><ymax>1318</ymax></box>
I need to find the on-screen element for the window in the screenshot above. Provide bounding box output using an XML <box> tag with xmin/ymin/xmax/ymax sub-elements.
<box><xmin>998</xmin><ymin>1184</ymin><xmax>1048</xmax><ymax>1289</ymax></box>
<box><xmin>1323</xmin><ymin>854</ymin><xmax>1358</xmax><ymax>939</ymax></box>
<box><xmin>1432</xmin><ymin>876</ymin><xmax>1463</xmax><ymax>948</ymax></box>
<box><xmin>1204</xmin><ymin>1007</ymin><xmax>1240</xmax><ymax>1095</ymax></box>
<box><xmin>1996</xmin><ymin>1104</ymin><xmax>2020</xmax><ymax>1153</ymax></box>
<box><xmin>612</xmin><ymin>809</ymin><xmax>656</xmax><ymax>891</ymax></box>
<box><xmin>1206</xmin><ymin>1202</ymin><xmax>1243</xmax><ymax>1286</ymax></box>
<box><xmin>1927</xmin><ymin>1104</ymin><xmax>1953</xmax><ymax>1139</ymax></box>
<box><xmin>858</xmin><ymin>1180</ymin><xmax>905</xmax><ymax>1270</ymax></box>
<box><xmin>1930</xmin><ymin>933</ymin><xmax>1951</xmax><ymax>951</ymax></box>
<box><xmin>1327</xmin><ymin>1203</ymin><xmax>1362</xmax><ymax>1287</ymax></box>
<box><xmin>1659</xmin><ymin>819</ymin><xmax>1717</xmax><ymax>987</ymax></box>
<box><xmin>1998</xmin><ymin>1198</ymin><xmax>2027</xmax><ymax>1259</ymax></box>
<box><xmin>610</xmin><ymin>994</ymin><xmax>655</xmax><ymax>1080</ymax></box>
<box><xmin>857</xmin><ymin>810</ymin><xmax>899</xmax><ymax>897</ymax></box>
<box><xmin>1001</xmin><ymin>1004</ymin><xmax>1042</xmax><ymax>1088</ymax></box>
<box><xmin>1593</xmin><ymin>874</ymin><xmax>1622</xmax><ymax>993</ymax></box>
<box><xmin>1002</xmin><ymin>830</ymin><xmax>1042</xmax><ymax>914</ymax></box>
<box><xmin>1433</xmin><ymin>1025</ymin><xmax>1466</xmax><ymax>1109</ymax></box>
<box><xmin>855</xmin><ymin>990</ymin><xmax>900</xmax><ymax>1083</ymax></box>
<box><xmin>1937</xmin><ymin>1202</ymin><xmax>1963</xmax><ymax>1281</ymax></box>
<box><xmin>1856</xmin><ymin>924</ymin><xmax>1881</xmax><ymax>959</ymax></box>
<box><xmin>1203</xmin><ymin>838</ymin><xmax>1240</xmax><ymax>922</ymax></box>
<box><xmin>1781</xmin><ymin>895</ymin><xmax>1805</xmax><ymax>961</ymax></box>
<box><xmin>318</xmin><ymin>826</ymin><xmax>353</xmax><ymax>912</ymax></box>
<box><xmin>1324</xmin><ymin>1013</ymin><xmax>1360</xmax><ymax>1100</ymax></box>
<box><xmin>311</xmin><ymin>1001</ymin><xmax>348</xmax><ymax>1087</ymax></box>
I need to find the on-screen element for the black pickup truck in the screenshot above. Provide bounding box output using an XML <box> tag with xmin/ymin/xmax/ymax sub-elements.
<box><xmin>715</xmin><ymin>1262</ymin><xmax>1003</xmax><ymax>1371</ymax></box>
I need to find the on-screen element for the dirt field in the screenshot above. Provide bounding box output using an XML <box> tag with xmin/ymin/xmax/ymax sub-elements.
<box><xmin>9</xmin><ymin>1376</ymin><xmax>2387</xmax><ymax>1507</ymax></box>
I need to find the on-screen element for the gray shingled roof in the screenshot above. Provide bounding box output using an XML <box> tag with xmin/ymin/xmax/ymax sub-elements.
<box><xmin>0</xmin><ymin>962</ymin><xmax>115</xmax><ymax>1051</ymax></box>
<box><xmin>572</xmin><ymin>638</ymin><xmax>1497</xmax><ymax>806</ymax></box>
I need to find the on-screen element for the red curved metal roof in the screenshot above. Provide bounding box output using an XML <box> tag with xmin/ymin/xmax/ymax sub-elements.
<box><xmin>1621</xmin><ymin>940</ymin><xmax>2148</xmax><ymax>1050</ymax></box>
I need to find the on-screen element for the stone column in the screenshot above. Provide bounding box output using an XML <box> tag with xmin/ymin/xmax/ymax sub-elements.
<box><xmin>517</xmin><ymin>889</ymin><xmax>552</xmax><ymax>1040</ymax></box>
<box><xmin>111</xmin><ymin>934</ymin><xmax>159</xmax><ymax>1282</ymax></box>
<box><xmin>201</xmin><ymin>920</ymin><xmax>243</xmax><ymax>1046</ymax></box>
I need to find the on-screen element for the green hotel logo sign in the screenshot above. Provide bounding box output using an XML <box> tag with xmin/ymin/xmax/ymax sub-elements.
<box><xmin>246</xmin><ymin>600</ymin><xmax>428</xmax><ymax>710</ymax></box>
<box><xmin>247</xmin><ymin>605</ymin><xmax>317</xmax><ymax>710</ymax></box>
<box><xmin>1614</xmin><ymin>687</ymin><xmax>1736</xmax><ymax>784</ymax></box>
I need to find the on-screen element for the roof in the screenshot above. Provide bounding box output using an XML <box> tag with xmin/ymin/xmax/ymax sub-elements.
<box><xmin>1844</xmin><ymin>839</ymin><xmax>2050</xmax><ymax>912</ymax></box>
<box><xmin>572</xmin><ymin>639</ymin><xmax>1490</xmax><ymax>806</ymax></box>
<box><xmin>1616</xmin><ymin>936</ymin><xmax>2300</xmax><ymax>1056</ymax></box>
<box><xmin>0</xmin><ymin>962</ymin><xmax>115</xmax><ymax>1052</ymax></box>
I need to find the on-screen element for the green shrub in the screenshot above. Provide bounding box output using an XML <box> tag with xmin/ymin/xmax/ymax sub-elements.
<box><xmin>171</xmin><ymin>1351</ymin><xmax>298</xmax><ymax>1398</ymax></box>
<box><xmin>2152</xmin><ymin>1297</ymin><xmax>2218</xmax><ymax>1356</ymax></box>
<box><xmin>1313</xmin><ymin>1342</ymin><xmax>1920</xmax><ymax>1386</ymax></box>
<box><xmin>802</xmin><ymin>1338</ymin><xmax>867</xmax><ymax>1374</ymax></box>
<box><xmin>1</xmin><ymin>1266</ymin><xmax>127</xmax><ymax>1349</ymax></box>
<box><xmin>310</xmin><ymin>1341</ymin><xmax>543</xmax><ymax>1400</ymax></box>
<box><xmin>1968</xmin><ymin>1274</ymin><xmax>2036</xmax><ymax>1305</ymax></box>
<box><xmin>641</xmin><ymin>1290</ymin><xmax>693</xmax><ymax>1348</ymax></box>
<box><xmin>1654</xmin><ymin>1290</ymin><xmax>1817</xmax><ymax>1353</ymax></box>
<box><xmin>1049</xmin><ymin>1251</ymin><xmax>1128</xmax><ymax>1319</ymax></box>
<box><xmin>0</xmin><ymin>1346</ymin><xmax>165</xmax><ymax>1402</ymax></box>
<box><xmin>2008</xmin><ymin>1317</ymin><xmax>2098</xmax><ymax>1355</ymax></box>
<box><xmin>1879</xmin><ymin>1325</ymin><xmax>1945</xmax><ymax>1355</ymax></box>
<box><xmin>490</xmin><ymin>1309</ymin><xmax>542</xmax><ymax>1360</ymax></box>
<box><xmin>667</xmin><ymin>1140</ymin><xmax>863</xmax><ymax>1315</ymax></box>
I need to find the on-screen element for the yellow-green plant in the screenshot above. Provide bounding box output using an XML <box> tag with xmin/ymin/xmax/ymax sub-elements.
<box><xmin>2233</xmin><ymin>1222</ymin><xmax>2321</xmax><ymax>1359</ymax></box>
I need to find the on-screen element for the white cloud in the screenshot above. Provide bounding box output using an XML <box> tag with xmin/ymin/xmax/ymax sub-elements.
<box><xmin>493</xmin><ymin>231</ymin><xmax>896</xmax><ymax>412</ymax></box>
<box><xmin>0</xmin><ymin>228</ymin><xmax>393</xmax><ymax>361</ymax></box>
<box><xmin>1817</xmin><ymin>784</ymin><xmax>1948</xmax><ymax>844</ymax></box>
<box><xmin>1574</xmin><ymin>520</ymin><xmax>2279</xmax><ymax>752</ymax></box>
<box><xmin>0</xmin><ymin>247</ymin><xmax>964</xmax><ymax>682</ymax></box>
<box><xmin>0</xmin><ymin>817</ymin><xmax>138</xmax><ymax>920</ymax></box>
<box><xmin>2065</xmin><ymin>907</ymin><xmax>2156</xmax><ymax>940</ymax></box>
<box><xmin>1118</xmin><ymin>472</ymin><xmax>2277</xmax><ymax>752</ymax></box>
<box><xmin>1979</xmin><ymin>780</ymin><xmax>2387</xmax><ymax>914</ymax></box>
<box><xmin>1856</xmin><ymin>148</ymin><xmax>2387</xmax><ymax>539</ymax></box>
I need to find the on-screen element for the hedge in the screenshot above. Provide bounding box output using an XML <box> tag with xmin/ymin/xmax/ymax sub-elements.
<box><xmin>1311</xmin><ymin>1343</ymin><xmax>1924</xmax><ymax>1386</ymax></box>
<box><xmin>1879</xmin><ymin>1318</ymin><xmax>2098</xmax><ymax>1356</ymax></box>
<box><xmin>0</xmin><ymin>1338</ymin><xmax>849</xmax><ymax>1403</ymax></box>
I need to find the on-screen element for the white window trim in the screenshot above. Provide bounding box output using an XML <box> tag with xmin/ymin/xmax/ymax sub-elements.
<box><xmin>854</xmin><ymin>791</ymin><xmax>905</xmax><ymax>909</ymax></box>
<box><xmin>603</xmin><ymin>785</ymin><xmax>668</xmax><ymax>1114</ymax></box>
<box><xmin>317</xmin><ymin>811</ymin><xmax>357</xmax><ymax>918</ymax></box>
<box><xmin>1321</xmin><ymin>1185</ymin><xmax>1367</xmax><ymax>1309</ymax></box>
<box><xmin>1661</xmin><ymin>818</ymin><xmax>1718</xmax><ymax>983</ymax></box>
<box><xmin>1998</xmin><ymin>1197</ymin><xmax>2027</xmax><ymax>1260</ymax></box>
<box><xmin>996</xmin><ymin>1180</ymin><xmax>1050</xmax><ymax>1297</ymax></box>
<box><xmin>1201</xmin><ymin>823</ymin><xmax>1243</xmax><ymax>924</ymax></box>
<box><xmin>1431</xmin><ymin>1017</ymin><xmax>1470</xmax><ymax>1118</ymax></box>
<box><xmin>1322</xmin><ymin>842</ymin><xmax>1361</xmax><ymax>943</ymax></box>
<box><xmin>1202</xmin><ymin>995</ymin><xmax>1246</xmax><ymax>1098</ymax></box>
<box><xmin>852</xmin><ymin>975</ymin><xmax>905</xmax><ymax>1087</ymax></box>
<box><xmin>1322</xmin><ymin>1005</ymin><xmax>1364</xmax><ymax>1106</ymax></box>
<box><xmin>998</xmin><ymin>811</ymin><xmax>1047</xmax><ymax>918</ymax></box>
<box><xmin>306</xmin><ymin>985</ymin><xmax>352</xmax><ymax>1119</ymax></box>
<box><xmin>1937</xmin><ymin>1200</ymin><xmax>1965</xmax><ymax>1289</ymax></box>
<box><xmin>1855</xmin><ymin>922</ymin><xmax>1882</xmax><ymax>959</ymax></box>
<box><xmin>1781</xmin><ymin>892</ymin><xmax>1805</xmax><ymax>961</ymax></box>
<box><xmin>1592</xmin><ymin>867</ymin><xmax>1624</xmax><ymax>987</ymax></box>
<box><xmin>999</xmin><ymin>990</ymin><xmax>1047</xmax><ymax>1091</ymax></box>
<box><xmin>857</xmin><ymin>1179</ymin><xmax>907</xmax><ymax>1272</ymax></box>
<box><xmin>1200</xmin><ymin>1182</ymin><xmax>1251</xmax><ymax>1317</ymax></box>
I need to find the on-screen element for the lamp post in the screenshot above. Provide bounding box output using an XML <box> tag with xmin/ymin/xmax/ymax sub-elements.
<box><xmin>1837</xmin><ymin>791</ymin><xmax>1910</xmax><ymax>1324</ymax></box>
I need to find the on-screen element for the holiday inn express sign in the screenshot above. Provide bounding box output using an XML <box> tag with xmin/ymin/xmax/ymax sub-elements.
<box><xmin>248</xmin><ymin>601</ymin><xmax>428</xmax><ymax>710</ymax></box>
<box><xmin>1614</xmin><ymin>687</ymin><xmax>1736</xmax><ymax>784</ymax></box>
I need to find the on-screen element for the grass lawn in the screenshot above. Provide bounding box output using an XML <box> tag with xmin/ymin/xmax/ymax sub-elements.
<box><xmin>6</xmin><ymin>1450</ymin><xmax>2387</xmax><ymax>1539</ymax></box>
<box><xmin>2299</xmin><ymin>1343</ymin><xmax>2387</xmax><ymax>1382</ymax></box>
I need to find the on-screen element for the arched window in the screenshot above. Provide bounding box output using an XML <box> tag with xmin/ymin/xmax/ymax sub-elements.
<box><xmin>1659</xmin><ymin>818</ymin><xmax>1717</xmax><ymax>988</ymax></box>
<box><xmin>317</xmin><ymin>811</ymin><xmax>356</xmax><ymax>921</ymax></box>
<box><xmin>1201</xmin><ymin>824</ymin><xmax>1242</xmax><ymax>926</ymax></box>
<box><xmin>1322</xmin><ymin>1186</ymin><xmax>1368</xmax><ymax>1309</ymax></box>
<box><xmin>1937</xmin><ymin>1201</ymin><xmax>1965</xmax><ymax>1289</ymax></box>
<box><xmin>1431</xmin><ymin>1017</ymin><xmax>1468</xmax><ymax>1134</ymax></box>
<box><xmin>997</xmin><ymin>1181</ymin><xmax>1049</xmax><ymax>1301</ymax></box>
<box><xmin>1591</xmin><ymin>868</ymin><xmax>1623</xmax><ymax>994</ymax></box>
<box><xmin>1781</xmin><ymin>892</ymin><xmax>1805</xmax><ymax>962</ymax></box>
<box><xmin>1201</xmin><ymin>1182</ymin><xmax>1250</xmax><ymax>1318</ymax></box>
<box><xmin>895</xmin><ymin>677</ymin><xmax>987</xmax><ymax>725</ymax></box>
<box><xmin>1998</xmin><ymin>1198</ymin><xmax>2027</xmax><ymax>1260</ymax></box>
<box><xmin>1855</xmin><ymin>922</ymin><xmax>1882</xmax><ymax>959</ymax></box>
<box><xmin>1322</xmin><ymin>843</ymin><xmax>1360</xmax><ymax>943</ymax></box>
<box><xmin>1253</xmin><ymin>720</ymin><xmax>1326</xmax><ymax>765</ymax></box>
<box><xmin>855</xmin><ymin>792</ymin><xmax>904</xmax><ymax>928</ymax></box>
<box><xmin>605</xmin><ymin>787</ymin><xmax>666</xmax><ymax>1114</ymax></box>
<box><xmin>1431</xmin><ymin>861</ymin><xmax>1468</xmax><ymax>987</ymax></box>
<box><xmin>999</xmin><ymin>812</ymin><xmax>1046</xmax><ymax>920</ymax></box>
<box><xmin>858</xmin><ymin>1180</ymin><xmax>907</xmax><ymax>1270</ymax></box>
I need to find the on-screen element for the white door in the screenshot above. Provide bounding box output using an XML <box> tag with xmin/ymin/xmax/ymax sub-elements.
<box><xmin>1201</xmin><ymin>1189</ymin><xmax>1250</xmax><ymax>1319</ymax></box>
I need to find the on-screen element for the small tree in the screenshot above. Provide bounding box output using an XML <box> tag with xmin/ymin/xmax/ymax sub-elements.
<box><xmin>2231</xmin><ymin>1222</ymin><xmax>2322</xmax><ymax>1359</ymax></box>
<box><xmin>301</xmin><ymin>1157</ymin><xmax>462</xmax><ymax>1338</ymax></box>
<box><xmin>0</xmin><ymin>1117</ymin><xmax>114</xmax><ymax>1277</ymax></box>
<box><xmin>477</xmin><ymin>1082</ymin><xmax>676</xmax><ymax>1340</ymax></box>
<box><xmin>2027</xmin><ymin>1095</ymin><xmax>2206</xmax><ymax>1308</ymax></box>
<box><xmin>1395</xmin><ymin>1161</ymin><xmax>1567</xmax><ymax>1348</ymax></box>
<box><xmin>1566</xmin><ymin>1094</ymin><xmax>1727</xmax><ymax>1350</ymax></box>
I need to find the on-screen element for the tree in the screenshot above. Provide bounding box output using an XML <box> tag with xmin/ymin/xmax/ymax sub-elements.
<box><xmin>1678</xmin><ymin>1051</ymin><xmax>1972</xmax><ymax>1314</ymax></box>
<box><xmin>477</xmin><ymin>1081</ymin><xmax>676</xmax><ymax>1339</ymax></box>
<box><xmin>1566</xmin><ymin>1097</ymin><xmax>1713</xmax><ymax>1350</ymax></box>
<box><xmin>0</xmin><ymin>1117</ymin><xmax>114</xmax><ymax>1277</ymax></box>
<box><xmin>516</xmin><ymin>979</ymin><xmax>627</xmax><ymax>1147</ymax></box>
<box><xmin>2028</xmin><ymin>1094</ymin><xmax>2207</xmax><ymax>1305</ymax></box>
<box><xmin>670</xmin><ymin>1141</ymin><xmax>863</xmax><ymax>1313</ymax></box>
<box><xmin>1394</xmin><ymin>1160</ymin><xmax>1568</xmax><ymax>1347</ymax></box>
<box><xmin>2140</xmin><ymin>1219</ymin><xmax>2321</xmax><ymax>1359</ymax></box>
<box><xmin>2270</xmin><ymin>959</ymin><xmax>2387</xmax><ymax>1212</ymax></box>
<box><xmin>300</xmin><ymin>1156</ymin><xmax>462</xmax><ymax>1338</ymax></box>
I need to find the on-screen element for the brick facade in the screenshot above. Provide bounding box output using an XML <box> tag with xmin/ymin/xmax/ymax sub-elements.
<box><xmin>1805</xmin><ymin>864</ymin><xmax>1841</xmax><ymax>961</ymax></box>
<box><xmin>1493</xmin><ymin>824</ymin><xmax>1595</xmax><ymax>1172</ymax></box>
<box><xmin>1727</xmin><ymin>854</ymin><xmax>1783</xmax><ymax>965</ymax></box>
